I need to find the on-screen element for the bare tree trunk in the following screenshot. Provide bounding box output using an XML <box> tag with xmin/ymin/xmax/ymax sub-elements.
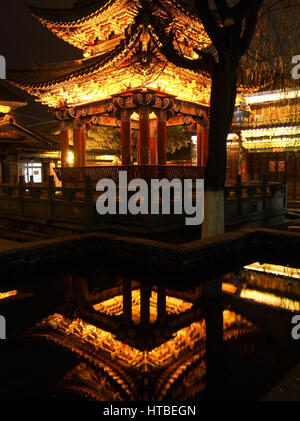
<box><xmin>202</xmin><ymin>57</ymin><xmax>237</xmax><ymax>238</ymax></box>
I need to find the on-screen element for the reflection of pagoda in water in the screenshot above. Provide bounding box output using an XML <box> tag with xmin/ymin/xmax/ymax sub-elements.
<box><xmin>26</xmin><ymin>276</ymin><xmax>254</xmax><ymax>401</ymax></box>
<box><xmin>223</xmin><ymin>263</ymin><xmax>300</xmax><ymax>312</ymax></box>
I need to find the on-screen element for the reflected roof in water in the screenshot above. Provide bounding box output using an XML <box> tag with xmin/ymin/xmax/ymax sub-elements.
<box><xmin>93</xmin><ymin>289</ymin><xmax>194</xmax><ymax>324</ymax></box>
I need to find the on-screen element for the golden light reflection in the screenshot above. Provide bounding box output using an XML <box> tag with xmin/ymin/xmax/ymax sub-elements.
<box><xmin>31</xmin><ymin>307</ymin><xmax>255</xmax><ymax>399</ymax></box>
<box><xmin>240</xmin><ymin>289</ymin><xmax>300</xmax><ymax>311</ymax></box>
<box><xmin>245</xmin><ymin>90</ymin><xmax>300</xmax><ymax>104</ymax></box>
<box><xmin>222</xmin><ymin>283</ymin><xmax>237</xmax><ymax>294</ymax></box>
<box><xmin>0</xmin><ymin>105</ymin><xmax>11</xmax><ymax>114</ymax></box>
<box><xmin>0</xmin><ymin>290</ymin><xmax>18</xmax><ymax>300</ymax></box>
<box><xmin>34</xmin><ymin>309</ymin><xmax>251</xmax><ymax>369</ymax></box>
<box><xmin>244</xmin><ymin>262</ymin><xmax>300</xmax><ymax>279</ymax></box>
<box><xmin>93</xmin><ymin>289</ymin><xmax>194</xmax><ymax>324</ymax></box>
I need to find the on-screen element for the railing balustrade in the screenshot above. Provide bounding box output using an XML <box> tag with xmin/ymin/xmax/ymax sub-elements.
<box><xmin>0</xmin><ymin>172</ymin><xmax>287</xmax><ymax>231</ymax></box>
<box><xmin>54</xmin><ymin>165</ymin><xmax>205</xmax><ymax>183</ymax></box>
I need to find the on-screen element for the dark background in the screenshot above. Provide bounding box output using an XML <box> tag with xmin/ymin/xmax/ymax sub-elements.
<box><xmin>0</xmin><ymin>1</ymin><xmax>82</xmax><ymax>123</ymax></box>
<box><xmin>0</xmin><ymin>0</ymin><xmax>80</xmax><ymax>69</ymax></box>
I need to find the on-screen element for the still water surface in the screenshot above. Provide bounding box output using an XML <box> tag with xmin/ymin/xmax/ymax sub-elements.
<box><xmin>0</xmin><ymin>262</ymin><xmax>300</xmax><ymax>401</ymax></box>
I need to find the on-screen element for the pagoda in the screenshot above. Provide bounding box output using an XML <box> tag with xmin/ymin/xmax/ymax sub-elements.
<box><xmin>9</xmin><ymin>0</ymin><xmax>212</xmax><ymax>179</ymax></box>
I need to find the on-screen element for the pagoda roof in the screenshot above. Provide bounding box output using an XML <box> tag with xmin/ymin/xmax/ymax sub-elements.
<box><xmin>0</xmin><ymin>114</ymin><xmax>59</xmax><ymax>153</ymax></box>
<box><xmin>9</xmin><ymin>53</ymin><xmax>113</xmax><ymax>87</ymax></box>
<box><xmin>0</xmin><ymin>81</ymin><xmax>27</xmax><ymax>108</ymax></box>
<box><xmin>21</xmin><ymin>0</ymin><xmax>209</xmax><ymax>55</ymax></box>
<box><xmin>8</xmin><ymin>15</ymin><xmax>213</xmax><ymax>109</ymax></box>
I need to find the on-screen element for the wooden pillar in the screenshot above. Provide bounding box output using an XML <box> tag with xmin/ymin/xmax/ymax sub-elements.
<box><xmin>157</xmin><ymin>287</ymin><xmax>166</xmax><ymax>322</ymax></box>
<box><xmin>121</xmin><ymin>110</ymin><xmax>131</xmax><ymax>165</ymax></box>
<box><xmin>138</xmin><ymin>107</ymin><xmax>150</xmax><ymax>165</ymax></box>
<box><xmin>81</xmin><ymin>125</ymin><xmax>87</xmax><ymax>167</ymax></box>
<box><xmin>122</xmin><ymin>279</ymin><xmax>132</xmax><ymax>322</ymax></box>
<box><xmin>196</xmin><ymin>123</ymin><xmax>204</xmax><ymax>166</ymax></box>
<box><xmin>150</xmin><ymin>118</ymin><xmax>158</xmax><ymax>165</ymax></box>
<box><xmin>203</xmin><ymin>279</ymin><xmax>227</xmax><ymax>398</ymax></box>
<box><xmin>241</xmin><ymin>148</ymin><xmax>248</xmax><ymax>183</ymax></box>
<box><xmin>197</xmin><ymin>124</ymin><xmax>209</xmax><ymax>167</ymax></box>
<box><xmin>157</xmin><ymin>110</ymin><xmax>167</xmax><ymax>165</ymax></box>
<box><xmin>140</xmin><ymin>285</ymin><xmax>151</xmax><ymax>326</ymax></box>
<box><xmin>60</xmin><ymin>121</ymin><xmax>69</xmax><ymax>167</ymax></box>
<box><xmin>73</xmin><ymin>120</ymin><xmax>82</xmax><ymax>167</ymax></box>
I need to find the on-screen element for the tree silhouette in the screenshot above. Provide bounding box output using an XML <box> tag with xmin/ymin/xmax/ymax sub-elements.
<box><xmin>146</xmin><ymin>0</ymin><xmax>300</xmax><ymax>235</ymax></box>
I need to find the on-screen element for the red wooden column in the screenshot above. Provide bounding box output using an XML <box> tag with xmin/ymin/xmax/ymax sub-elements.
<box><xmin>73</xmin><ymin>119</ymin><xmax>82</xmax><ymax>167</ymax></box>
<box><xmin>81</xmin><ymin>124</ymin><xmax>87</xmax><ymax>167</ymax></box>
<box><xmin>138</xmin><ymin>107</ymin><xmax>150</xmax><ymax>165</ymax></box>
<box><xmin>157</xmin><ymin>110</ymin><xmax>167</xmax><ymax>165</ymax></box>
<box><xmin>241</xmin><ymin>148</ymin><xmax>250</xmax><ymax>183</ymax></box>
<box><xmin>150</xmin><ymin>118</ymin><xmax>158</xmax><ymax>165</ymax></box>
<box><xmin>121</xmin><ymin>110</ymin><xmax>131</xmax><ymax>165</ymax></box>
<box><xmin>60</xmin><ymin>121</ymin><xmax>69</xmax><ymax>167</ymax></box>
<box><xmin>196</xmin><ymin>123</ymin><xmax>204</xmax><ymax>166</ymax></box>
<box><xmin>203</xmin><ymin>126</ymin><xmax>209</xmax><ymax>167</ymax></box>
<box><xmin>122</xmin><ymin>278</ymin><xmax>132</xmax><ymax>323</ymax></box>
<box><xmin>197</xmin><ymin>123</ymin><xmax>209</xmax><ymax>167</ymax></box>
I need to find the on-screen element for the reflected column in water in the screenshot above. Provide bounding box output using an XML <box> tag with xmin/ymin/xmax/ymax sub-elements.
<box><xmin>140</xmin><ymin>284</ymin><xmax>151</xmax><ymax>326</ymax></box>
<box><xmin>203</xmin><ymin>278</ymin><xmax>227</xmax><ymax>397</ymax></box>
<box><xmin>122</xmin><ymin>278</ymin><xmax>132</xmax><ymax>323</ymax></box>
<box><xmin>75</xmin><ymin>276</ymin><xmax>89</xmax><ymax>301</ymax></box>
<box><xmin>157</xmin><ymin>287</ymin><xmax>166</xmax><ymax>322</ymax></box>
<box><xmin>64</xmin><ymin>275</ymin><xmax>73</xmax><ymax>301</ymax></box>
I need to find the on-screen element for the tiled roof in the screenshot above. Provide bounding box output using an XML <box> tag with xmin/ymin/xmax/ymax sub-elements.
<box><xmin>8</xmin><ymin>52</ymin><xmax>114</xmax><ymax>88</ymax></box>
<box><xmin>0</xmin><ymin>81</ymin><xmax>27</xmax><ymax>105</ymax></box>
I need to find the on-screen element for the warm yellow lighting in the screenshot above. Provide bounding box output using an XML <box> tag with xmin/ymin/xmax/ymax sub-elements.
<box><xmin>67</xmin><ymin>151</ymin><xmax>74</xmax><ymax>165</ymax></box>
<box><xmin>245</xmin><ymin>89</ymin><xmax>300</xmax><ymax>104</ymax></box>
<box><xmin>222</xmin><ymin>283</ymin><xmax>237</xmax><ymax>294</ymax></box>
<box><xmin>0</xmin><ymin>105</ymin><xmax>11</xmax><ymax>114</ymax></box>
<box><xmin>34</xmin><ymin>309</ymin><xmax>248</xmax><ymax>371</ymax></box>
<box><xmin>0</xmin><ymin>290</ymin><xmax>18</xmax><ymax>300</ymax></box>
<box><xmin>244</xmin><ymin>262</ymin><xmax>300</xmax><ymax>279</ymax></box>
<box><xmin>97</xmin><ymin>155</ymin><xmax>117</xmax><ymax>161</ymax></box>
<box><xmin>241</xmin><ymin>126</ymin><xmax>300</xmax><ymax>150</ymax></box>
<box><xmin>227</xmin><ymin>133</ymin><xmax>239</xmax><ymax>141</ymax></box>
<box><xmin>93</xmin><ymin>289</ymin><xmax>193</xmax><ymax>324</ymax></box>
<box><xmin>242</xmin><ymin>126</ymin><xmax>300</xmax><ymax>139</ymax></box>
<box><xmin>240</xmin><ymin>289</ymin><xmax>300</xmax><ymax>311</ymax></box>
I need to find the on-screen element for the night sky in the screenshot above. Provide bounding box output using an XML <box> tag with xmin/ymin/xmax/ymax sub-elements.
<box><xmin>0</xmin><ymin>1</ymin><xmax>82</xmax><ymax>123</ymax></box>
<box><xmin>0</xmin><ymin>0</ymin><xmax>81</xmax><ymax>69</ymax></box>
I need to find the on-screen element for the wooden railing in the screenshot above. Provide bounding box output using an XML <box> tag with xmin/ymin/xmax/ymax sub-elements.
<box><xmin>0</xmin><ymin>175</ymin><xmax>94</xmax><ymax>229</ymax></box>
<box><xmin>0</xmin><ymin>174</ymin><xmax>287</xmax><ymax>233</ymax></box>
<box><xmin>54</xmin><ymin>165</ymin><xmax>205</xmax><ymax>183</ymax></box>
<box><xmin>224</xmin><ymin>175</ymin><xmax>287</xmax><ymax>230</ymax></box>
<box><xmin>225</xmin><ymin>176</ymin><xmax>286</xmax><ymax>200</ymax></box>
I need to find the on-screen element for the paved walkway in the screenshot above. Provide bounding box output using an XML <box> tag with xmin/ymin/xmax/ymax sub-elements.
<box><xmin>263</xmin><ymin>363</ymin><xmax>300</xmax><ymax>401</ymax></box>
<box><xmin>0</xmin><ymin>238</ymin><xmax>21</xmax><ymax>251</ymax></box>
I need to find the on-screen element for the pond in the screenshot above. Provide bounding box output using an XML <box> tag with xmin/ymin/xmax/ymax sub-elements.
<box><xmin>0</xmin><ymin>261</ymin><xmax>299</xmax><ymax>401</ymax></box>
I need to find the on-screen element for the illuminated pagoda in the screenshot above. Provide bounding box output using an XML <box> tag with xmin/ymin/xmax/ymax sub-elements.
<box><xmin>9</xmin><ymin>0</ymin><xmax>214</xmax><ymax>180</ymax></box>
